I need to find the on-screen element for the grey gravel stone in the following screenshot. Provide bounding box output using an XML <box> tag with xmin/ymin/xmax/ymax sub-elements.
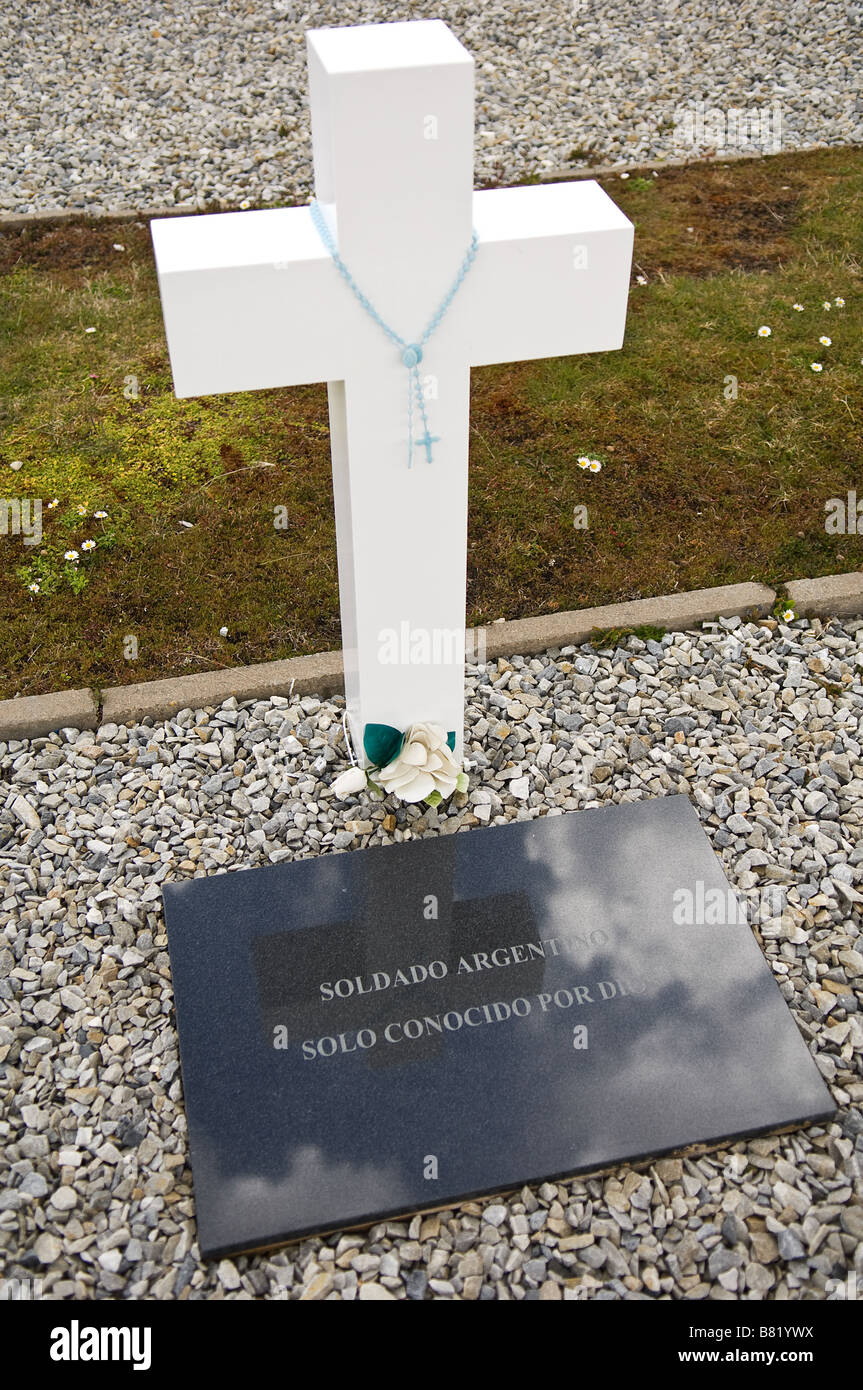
<box><xmin>777</xmin><ymin>1229</ymin><xmax>806</xmax><ymax>1261</ymax></box>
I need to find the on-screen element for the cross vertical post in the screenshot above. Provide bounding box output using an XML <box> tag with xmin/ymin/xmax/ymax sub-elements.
<box><xmin>305</xmin><ymin>21</ymin><xmax>476</xmax><ymax>761</ymax></box>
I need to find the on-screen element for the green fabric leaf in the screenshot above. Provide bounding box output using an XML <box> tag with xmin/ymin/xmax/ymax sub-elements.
<box><xmin>455</xmin><ymin>772</ymin><xmax>469</xmax><ymax>794</ymax></box>
<box><xmin>363</xmin><ymin>723</ymin><xmax>404</xmax><ymax>768</ymax></box>
<box><xmin>424</xmin><ymin>790</ymin><xmax>443</xmax><ymax>808</ymax></box>
<box><xmin>446</xmin><ymin>731</ymin><xmax>456</xmax><ymax>751</ymax></box>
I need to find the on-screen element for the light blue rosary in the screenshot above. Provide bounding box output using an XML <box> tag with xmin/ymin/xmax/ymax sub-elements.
<box><xmin>310</xmin><ymin>199</ymin><xmax>479</xmax><ymax>467</ymax></box>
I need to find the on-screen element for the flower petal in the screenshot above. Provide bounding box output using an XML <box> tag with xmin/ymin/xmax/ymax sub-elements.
<box><xmin>401</xmin><ymin>741</ymin><xmax>428</xmax><ymax>766</ymax></box>
<box><xmin>395</xmin><ymin>771</ymin><xmax>436</xmax><ymax>803</ymax></box>
<box><xmin>332</xmin><ymin>767</ymin><xmax>368</xmax><ymax>798</ymax></box>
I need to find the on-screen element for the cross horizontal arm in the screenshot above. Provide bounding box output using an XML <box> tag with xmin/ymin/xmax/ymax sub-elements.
<box><xmin>151</xmin><ymin>206</ymin><xmax>353</xmax><ymax>398</ymax></box>
<box><xmin>465</xmin><ymin>180</ymin><xmax>634</xmax><ymax>367</ymax></box>
<box><xmin>151</xmin><ymin>179</ymin><xmax>633</xmax><ymax>400</ymax></box>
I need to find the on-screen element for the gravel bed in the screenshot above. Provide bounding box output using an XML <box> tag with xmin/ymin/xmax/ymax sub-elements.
<box><xmin>1</xmin><ymin>613</ymin><xmax>862</xmax><ymax>1300</ymax></box>
<box><xmin>2</xmin><ymin>1</ymin><xmax>861</xmax><ymax>216</ymax></box>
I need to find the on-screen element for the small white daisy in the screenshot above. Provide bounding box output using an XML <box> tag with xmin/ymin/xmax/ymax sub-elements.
<box><xmin>28</xmin><ymin>582</ymin><xmax>40</xmax><ymax>593</ymax></box>
<box><xmin>757</xmin><ymin>326</ymin><xmax>771</xmax><ymax>337</ymax></box>
<box><xmin>76</xmin><ymin>504</ymin><xmax>87</xmax><ymax>516</ymax></box>
<box><xmin>822</xmin><ymin>301</ymin><xmax>831</xmax><ymax>311</ymax></box>
<box><xmin>820</xmin><ymin>336</ymin><xmax>832</xmax><ymax>347</ymax></box>
<box><xmin>834</xmin><ymin>297</ymin><xmax>845</xmax><ymax>308</ymax></box>
<box><xmin>239</xmin><ymin>199</ymin><xmax>251</xmax><ymax>209</ymax></box>
<box><xmin>792</xmin><ymin>303</ymin><xmax>804</xmax><ymax>311</ymax></box>
<box><xmin>636</xmin><ymin>274</ymin><xmax>647</xmax><ymax>286</ymax></box>
<box><xmin>577</xmin><ymin>456</ymin><xmax>591</xmax><ymax>469</ymax></box>
<box><xmin>588</xmin><ymin>460</ymin><xmax>602</xmax><ymax>473</ymax></box>
<box><xmin>47</xmin><ymin>498</ymin><xmax>59</xmax><ymax>509</ymax></box>
<box><xmin>94</xmin><ymin>510</ymin><xmax>108</xmax><ymax>519</ymax></box>
<box><xmin>811</xmin><ymin>362</ymin><xmax>823</xmax><ymax>372</ymax></box>
<box><xmin>781</xmin><ymin>608</ymin><xmax>795</xmax><ymax>622</ymax></box>
<box><xmin>64</xmin><ymin>550</ymin><xmax>79</xmax><ymax>562</ymax></box>
<box><xmin>81</xmin><ymin>539</ymin><xmax>96</xmax><ymax>552</ymax></box>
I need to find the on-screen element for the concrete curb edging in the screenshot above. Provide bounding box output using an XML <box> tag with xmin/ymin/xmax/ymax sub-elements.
<box><xmin>784</xmin><ymin>572</ymin><xmax>863</xmax><ymax>618</ymax></box>
<box><xmin>0</xmin><ymin>147</ymin><xmax>799</xmax><ymax>233</ymax></box>
<box><xmin>480</xmin><ymin>581</ymin><xmax>775</xmax><ymax>661</ymax></box>
<box><xmin>0</xmin><ymin>688</ymin><xmax>99</xmax><ymax>741</ymax></box>
<box><xmin>99</xmin><ymin>650</ymin><xmax>344</xmax><ymax>726</ymax></box>
<box><xmin>1</xmin><ymin>573</ymin><xmax>860</xmax><ymax>741</ymax></box>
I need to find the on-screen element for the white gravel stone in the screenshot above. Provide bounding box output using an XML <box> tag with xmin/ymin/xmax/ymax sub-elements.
<box><xmin>49</xmin><ymin>1186</ymin><xmax>77</xmax><ymax>1212</ymax></box>
<box><xmin>33</xmin><ymin>1233</ymin><xmax>62</xmax><ymax>1265</ymax></box>
<box><xmin>9</xmin><ymin>796</ymin><xmax>40</xmax><ymax>831</ymax></box>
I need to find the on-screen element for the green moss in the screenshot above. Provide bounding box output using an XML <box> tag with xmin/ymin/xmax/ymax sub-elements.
<box><xmin>589</xmin><ymin>624</ymin><xmax>666</xmax><ymax>648</ymax></box>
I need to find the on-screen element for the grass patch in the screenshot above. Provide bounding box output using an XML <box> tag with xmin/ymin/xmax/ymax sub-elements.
<box><xmin>1</xmin><ymin>147</ymin><xmax>862</xmax><ymax>698</ymax></box>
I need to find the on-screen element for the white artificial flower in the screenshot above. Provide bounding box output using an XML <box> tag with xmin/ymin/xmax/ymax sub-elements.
<box><xmin>375</xmin><ymin>722</ymin><xmax>461</xmax><ymax>803</ymax></box>
<box><xmin>332</xmin><ymin>766</ymin><xmax>368</xmax><ymax>799</ymax></box>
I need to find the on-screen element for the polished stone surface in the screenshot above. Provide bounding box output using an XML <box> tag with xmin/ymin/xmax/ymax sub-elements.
<box><xmin>162</xmin><ymin>794</ymin><xmax>833</xmax><ymax>1258</ymax></box>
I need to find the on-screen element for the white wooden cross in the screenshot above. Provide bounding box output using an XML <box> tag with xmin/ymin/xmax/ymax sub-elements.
<box><xmin>151</xmin><ymin>19</ymin><xmax>633</xmax><ymax>764</ymax></box>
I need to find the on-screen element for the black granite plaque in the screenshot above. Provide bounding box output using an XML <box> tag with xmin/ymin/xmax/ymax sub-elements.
<box><xmin>162</xmin><ymin>794</ymin><xmax>833</xmax><ymax>1258</ymax></box>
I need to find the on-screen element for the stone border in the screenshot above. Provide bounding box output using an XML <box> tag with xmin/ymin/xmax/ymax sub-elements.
<box><xmin>0</xmin><ymin>148</ymin><xmax>783</xmax><ymax>233</ymax></box>
<box><xmin>2</xmin><ymin>575</ymin><xmax>860</xmax><ymax>743</ymax></box>
<box><xmin>784</xmin><ymin>572</ymin><xmax>863</xmax><ymax>618</ymax></box>
<box><xmin>480</xmin><ymin>581</ymin><xmax>774</xmax><ymax>661</ymax></box>
<box><xmin>0</xmin><ymin>688</ymin><xmax>99</xmax><ymax>741</ymax></box>
<box><xmin>100</xmin><ymin>651</ymin><xmax>343</xmax><ymax>727</ymax></box>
